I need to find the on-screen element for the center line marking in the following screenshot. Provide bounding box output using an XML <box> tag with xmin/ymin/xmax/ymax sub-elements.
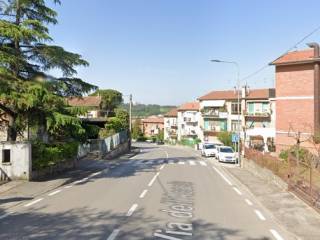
<box><xmin>245</xmin><ymin>199</ymin><xmax>253</xmax><ymax>206</ymax></box>
<box><xmin>270</xmin><ymin>229</ymin><xmax>284</xmax><ymax>240</ymax></box>
<box><xmin>160</xmin><ymin>165</ymin><xmax>165</xmax><ymax>170</ymax></box>
<box><xmin>126</xmin><ymin>204</ymin><xmax>138</xmax><ymax>216</ymax></box>
<box><xmin>107</xmin><ymin>229</ymin><xmax>120</xmax><ymax>240</ymax></box>
<box><xmin>212</xmin><ymin>166</ymin><xmax>232</xmax><ymax>186</ymax></box>
<box><xmin>139</xmin><ymin>189</ymin><xmax>148</xmax><ymax>198</ymax></box>
<box><xmin>254</xmin><ymin>209</ymin><xmax>266</xmax><ymax>221</ymax></box>
<box><xmin>233</xmin><ymin>187</ymin><xmax>243</xmax><ymax>195</ymax></box>
<box><xmin>24</xmin><ymin>198</ymin><xmax>43</xmax><ymax>207</ymax></box>
<box><xmin>178</xmin><ymin>161</ymin><xmax>185</xmax><ymax>165</ymax></box>
<box><xmin>148</xmin><ymin>172</ymin><xmax>160</xmax><ymax>187</ymax></box>
<box><xmin>48</xmin><ymin>190</ymin><xmax>62</xmax><ymax>196</ymax></box>
<box><xmin>64</xmin><ymin>185</ymin><xmax>72</xmax><ymax>189</ymax></box>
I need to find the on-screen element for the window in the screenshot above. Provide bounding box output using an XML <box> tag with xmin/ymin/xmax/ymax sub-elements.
<box><xmin>2</xmin><ymin>149</ymin><xmax>11</xmax><ymax>163</ymax></box>
<box><xmin>231</xmin><ymin>120</ymin><xmax>240</xmax><ymax>132</ymax></box>
<box><xmin>231</xmin><ymin>102</ymin><xmax>241</xmax><ymax>114</ymax></box>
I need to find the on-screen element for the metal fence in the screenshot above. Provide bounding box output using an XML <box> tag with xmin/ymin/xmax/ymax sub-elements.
<box><xmin>78</xmin><ymin>130</ymin><xmax>129</xmax><ymax>158</ymax></box>
<box><xmin>245</xmin><ymin>148</ymin><xmax>320</xmax><ymax>211</ymax></box>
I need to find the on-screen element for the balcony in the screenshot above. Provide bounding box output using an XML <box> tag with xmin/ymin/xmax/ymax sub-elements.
<box><xmin>244</xmin><ymin>111</ymin><xmax>271</xmax><ymax>118</ymax></box>
<box><xmin>201</xmin><ymin>109</ymin><xmax>228</xmax><ymax>118</ymax></box>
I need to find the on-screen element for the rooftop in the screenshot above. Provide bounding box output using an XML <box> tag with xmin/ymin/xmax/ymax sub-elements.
<box><xmin>198</xmin><ymin>88</ymin><xmax>275</xmax><ymax>101</ymax></box>
<box><xmin>164</xmin><ymin>108</ymin><xmax>178</xmax><ymax>117</ymax></box>
<box><xmin>271</xmin><ymin>49</ymin><xmax>315</xmax><ymax>65</ymax></box>
<box><xmin>142</xmin><ymin>116</ymin><xmax>164</xmax><ymax>124</ymax></box>
<box><xmin>178</xmin><ymin>102</ymin><xmax>200</xmax><ymax>111</ymax></box>
<box><xmin>67</xmin><ymin>96</ymin><xmax>102</xmax><ymax>107</ymax></box>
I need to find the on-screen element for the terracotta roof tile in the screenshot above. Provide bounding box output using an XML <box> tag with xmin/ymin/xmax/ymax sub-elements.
<box><xmin>67</xmin><ymin>96</ymin><xmax>101</xmax><ymax>107</ymax></box>
<box><xmin>272</xmin><ymin>49</ymin><xmax>314</xmax><ymax>65</ymax></box>
<box><xmin>198</xmin><ymin>89</ymin><xmax>275</xmax><ymax>101</ymax></box>
<box><xmin>164</xmin><ymin>108</ymin><xmax>178</xmax><ymax>117</ymax></box>
<box><xmin>142</xmin><ymin>116</ymin><xmax>164</xmax><ymax>124</ymax></box>
<box><xmin>178</xmin><ymin>102</ymin><xmax>200</xmax><ymax>111</ymax></box>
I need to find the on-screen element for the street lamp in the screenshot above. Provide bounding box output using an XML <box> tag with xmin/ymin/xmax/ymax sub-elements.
<box><xmin>210</xmin><ymin>59</ymin><xmax>241</xmax><ymax>167</ymax></box>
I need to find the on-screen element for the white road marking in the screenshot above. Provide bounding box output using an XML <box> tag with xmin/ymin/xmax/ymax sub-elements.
<box><xmin>74</xmin><ymin>177</ymin><xmax>89</xmax><ymax>184</ymax></box>
<box><xmin>233</xmin><ymin>187</ymin><xmax>243</xmax><ymax>195</ymax></box>
<box><xmin>107</xmin><ymin>229</ymin><xmax>120</xmax><ymax>240</ymax></box>
<box><xmin>212</xmin><ymin>166</ymin><xmax>232</xmax><ymax>186</ymax></box>
<box><xmin>245</xmin><ymin>199</ymin><xmax>253</xmax><ymax>206</ymax></box>
<box><xmin>189</xmin><ymin>160</ymin><xmax>196</xmax><ymax>166</ymax></box>
<box><xmin>178</xmin><ymin>161</ymin><xmax>185</xmax><ymax>165</ymax></box>
<box><xmin>160</xmin><ymin>165</ymin><xmax>165</xmax><ymax>170</ymax></box>
<box><xmin>126</xmin><ymin>203</ymin><xmax>138</xmax><ymax>216</ymax></box>
<box><xmin>165</xmin><ymin>151</ymin><xmax>169</xmax><ymax>159</ymax></box>
<box><xmin>0</xmin><ymin>212</ymin><xmax>14</xmax><ymax>220</ymax></box>
<box><xmin>148</xmin><ymin>172</ymin><xmax>160</xmax><ymax>187</ymax></box>
<box><xmin>270</xmin><ymin>229</ymin><xmax>284</xmax><ymax>240</ymax></box>
<box><xmin>48</xmin><ymin>190</ymin><xmax>62</xmax><ymax>196</ymax></box>
<box><xmin>64</xmin><ymin>185</ymin><xmax>72</xmax><ymax>189</ymax></box>
<box><xmin>139</xmin><ymin>189</ymin><xmax>148</xmax><ymax>198</ymax></box>
<box><xmin>90</xmin><ymin>171</ymin><xmax>101</xmax><ymax>177</ymax></box>
<box><xmin>200</xmin><ymin>161</ymin><xmax>207</xmax><ymax>166</ymax></box>
<box><xmin>254</xmin><ymin>209</ymin><xmax>266</xmax><ymax>221</ymax></box>
<box><xmin>24</xmin><ymin>198</ymin><xmax>43</xmax><ymax>207</ymax></box>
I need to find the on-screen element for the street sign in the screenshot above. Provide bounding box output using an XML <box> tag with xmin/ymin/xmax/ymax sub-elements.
<box><xmin>232</xmin><ymin>133</ymin><xmax>239</xmax><ymax>143</ymax></box>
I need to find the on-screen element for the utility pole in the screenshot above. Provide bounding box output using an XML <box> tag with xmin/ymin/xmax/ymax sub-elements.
<box><xmin>129</xmin><ymin>94</ymin><xmax>133</xmax><ymax>133</ymax></box>
<box><xmin>210</xmin><ymin>59</ymin><xmax>241</xmax><ymax>167</ymax></box>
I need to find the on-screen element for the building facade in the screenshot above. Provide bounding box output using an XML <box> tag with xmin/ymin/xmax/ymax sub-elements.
<box><xmin>271</xmin><ymin>43</ymin><xmax>320</xmax><ymax>152</ymax></box>
<box><xmin>177</xmin><ymin>102</ymin><xmax>201</xmax><ymax>141</ymax></box>
<box><xmin>164</xmin><ymin>108</ymin><xmax>178</xmax><ymax>143</ymax></box>
<box><xmin>141</xmin><ymin>116</ymin><xmax>164</xmax><ymax>138</ymax></box>
<box><xmin>198</xmin><ymin>88</ymin><xmax>275</xmax><ymax>151</ymax></box>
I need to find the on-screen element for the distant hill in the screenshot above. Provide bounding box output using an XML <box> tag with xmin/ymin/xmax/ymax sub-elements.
<box><xmin>121</xmin><ymin>103</ymin><xmax>176</xmax><ymax>117</ymax></box>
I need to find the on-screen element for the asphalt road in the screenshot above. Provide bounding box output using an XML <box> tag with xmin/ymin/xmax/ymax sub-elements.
<box><xmin>0</xmin><ymin>143</ymin><xmax>295</xmax><ymax>240</ymax></box>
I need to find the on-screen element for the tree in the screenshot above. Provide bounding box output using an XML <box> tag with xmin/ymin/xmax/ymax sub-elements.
<box><xmin>99</xmin><ymin>108</ymin><xmax>129</xmax><ymax>138</ymax></box>
<box><xmin>0</xmin><ymin>0</ymin><xmax>96</xmax><ymax>141</ymax></box>
<box><xmin>132</xmin><ymin>118</ymin><xmax>143</xmax><ymax>139</ymax></box>
<box><xmin>217</xmin><ymin>131</ymin><xmax>232</xmax><ymax>147</ymax></box>
<box><xmin>91</xmin><ymin>89</ymin><xmax>123</xmax><ymax>117</ymax></box>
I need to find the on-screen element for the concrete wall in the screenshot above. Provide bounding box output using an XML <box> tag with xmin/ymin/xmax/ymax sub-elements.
<box><xmin>0</xmin><ymin>142</ymin><xmax>31</xmax><ymax>180</ymax></box>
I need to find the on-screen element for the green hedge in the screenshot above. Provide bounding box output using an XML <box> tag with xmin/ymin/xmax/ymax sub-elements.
<box><xmin>32</xmin><ymin>141</ymin><xmax>79</xmax><ymax>170</ymax></box>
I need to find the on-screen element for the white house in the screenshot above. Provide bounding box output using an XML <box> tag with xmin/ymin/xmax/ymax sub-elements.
<box><xmin>164</xmin><ymin>108</ymin><xmax>178</xmax><ymax>143</ymax></box>
<box><xmin>198</xmin><ymin>87</ymin><xmax>276</xmax><ymax>152</ymax></box>
<box><xmin>177</xmin><ymin>102</ymin><xmax>201</xmax><ymax>141</ymax></box>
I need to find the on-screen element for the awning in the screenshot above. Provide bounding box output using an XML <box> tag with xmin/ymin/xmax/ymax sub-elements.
<box><xmin>201</xmin><ymin>100</ymin><xmax>225</xmax><ymax>107</ymax></box>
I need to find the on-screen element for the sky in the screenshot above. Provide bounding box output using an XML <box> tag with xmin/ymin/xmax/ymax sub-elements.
<box><xmin>48</xmin><ymin>0</ymin><xmax>320</xmax><ymax>105</ymax></box>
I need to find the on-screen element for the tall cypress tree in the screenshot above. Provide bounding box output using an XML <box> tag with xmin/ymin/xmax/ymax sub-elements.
<box><xmin>0</xmin><ymin>0</ymin><xmax>96</xmax><ymax>141</ymax></box>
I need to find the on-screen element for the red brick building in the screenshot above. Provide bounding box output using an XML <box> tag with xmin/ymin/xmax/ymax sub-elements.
<box><xmin>271</xmin><ymin>43</ymin><xmax>320</xmax><ymax>152</ymax></box>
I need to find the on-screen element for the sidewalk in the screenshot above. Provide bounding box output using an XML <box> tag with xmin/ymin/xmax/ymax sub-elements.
<box><xmin>0</xmin><ymin>149</ymin><xmax>139</xmax><ymax>211</ymax></box>
<box><xmin>224</xmin><ymin>165</ymin><xmax>320</xmax><ymax>240</ymax></box>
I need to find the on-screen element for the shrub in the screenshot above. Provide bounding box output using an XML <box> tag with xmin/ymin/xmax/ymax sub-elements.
<box><xmin>217</xmin><ymin>131</ymin><xmax>232</xmax><ymax>147</ymax></box>
<box><xmin>32</xmin><ymin>141</ymin><xmax>79</xmax><ymax>170</ymax></box>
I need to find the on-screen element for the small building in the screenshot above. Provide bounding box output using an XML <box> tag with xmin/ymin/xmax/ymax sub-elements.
<box><xmin>271</xmin><ymin>43</ymin><xmax>320</xmax><ymax>153</ymax></box>
<box><xmin>141</xmin><ymin>116</ymin><xmax>164</xmax><ymax>138</ymax></box>
<box><xmin>164</xmin><ymin>108</ymin><xmax>178</xmax><ymax>143</ymax></box>
<box><xmin>67</xmin><ymin>96</ymin><xmax>107</xmax><ymax>127</ymax></box>
<box><xmin>177</xmin><ymin>102</ymin><xmax>201</xmax><ymax>142</ymax></box>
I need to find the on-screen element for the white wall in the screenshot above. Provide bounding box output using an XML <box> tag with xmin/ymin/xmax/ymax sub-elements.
<box><xmin>177</xmin><ymin>111</ymin><xmax>201</xmax><ymax>141</ymax></box>
<box><xmin>0</xmin><ymin>142</ymin><xmax>31</xmax><ymax>180</ymax></box>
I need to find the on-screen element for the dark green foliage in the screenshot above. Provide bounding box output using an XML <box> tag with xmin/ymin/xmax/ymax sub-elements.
<box><xmin>91</xmin><ymin>89</ymin><xmax>123</xmax><ymax>117</ymax></box>
<box><xmin>99</xmin><ymin>108</ymin><xmax>129</xmax><ymax>138</ymax></box>
<box><xmin>0</xmin><ymin>0</ymin><xmax>96</xmax><ymax>140</ymax></box>
<box><xmin>32</xmin><ymin>140</ymin><xmax>79</xmax><ymax>170</ymax></box>
<box><xmin>217</xmin><ymin>131</ymin><xmax>232</xmax><ymax>147</ymax></box>
<box><xmin>121</xmin><ymin>103</ymin><xmax>176</xmax><ymax>117</ymax></box>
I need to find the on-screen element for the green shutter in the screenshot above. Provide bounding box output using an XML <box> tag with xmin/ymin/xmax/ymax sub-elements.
<box><xmin>248</xmin><ymin>103</ymin><xmax>254</xmax><ymax>113</ymax></box>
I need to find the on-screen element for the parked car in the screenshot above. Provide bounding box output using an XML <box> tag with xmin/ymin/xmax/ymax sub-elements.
<box><xmin>201</xmin><ymin>143</ymin><xmax>216</xmax><ymax>157</ymax></box>
<box><xmin>211</xmin><ymin>143</ymin><xmax>223</xmax><ymax>157</ymax></box>
<box><xmin>216</xmin><ymin>146</ymin><xmax>237</xmax><ymax>163</ymax></box>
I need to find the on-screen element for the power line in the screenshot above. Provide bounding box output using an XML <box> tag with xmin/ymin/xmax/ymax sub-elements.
<box><xmin>241</xmin><ymin>25</ymin><xmax>320</xmax><ymax>82</ymax></box>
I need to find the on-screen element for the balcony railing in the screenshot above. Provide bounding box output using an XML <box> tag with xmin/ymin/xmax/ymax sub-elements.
<box><xmin>201</xmin><ymin>109</ymin><xmax>228</xmax><ymax>118</ymax></box>
<box><xmin>244</xmin><ymin>111</ymin><xmax>271</xmax><ymax>117</ymax></box>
